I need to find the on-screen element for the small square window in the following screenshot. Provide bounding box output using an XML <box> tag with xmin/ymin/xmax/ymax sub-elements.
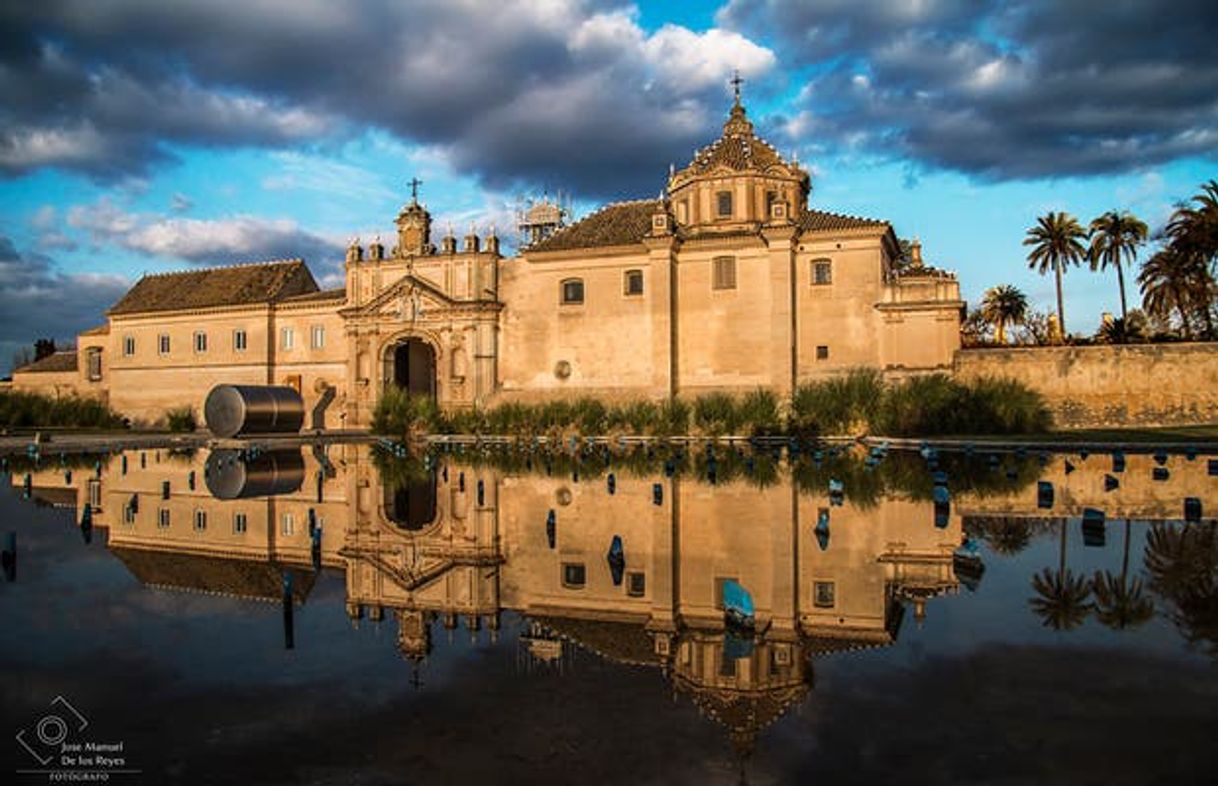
<box><xmin>712</xmin><ymin>257</ymin><xmax>737</xmax><ymax>290</ymax></box>
<box><xmin>714</xmin><ymin>576</ymin><xmax>739</xmax><ymax>609</ymax></box>
<box><xmin>814</xmin><ymin>581</ymin><xmax>836</xmax><ymax>608</ymax></box>
<box><xmin>157</xmin><ymin>508</ymin><xmax>170</xmax><ymax>529</ymax></box>
<box><xmin>233</xmin><ymin>512</ymin><xmax>248</xmax><ymax>534</ymax></box>
<box><xmin>123</xmin><ymin>336</ymin><xmax>135</xmax><ymax>356</ymax></box>
<box><xmin>624</xmin><ymin>270</ymin><xmax>644</xmax><ymax>296</ymax></box>
<box><xmin>158</xmin><ymin>334</ymin><xmax>170</xmax><ymax>355</ymax></box>
<box><xmin>813</xmin><ymin>261</ymin><xmax>833</xmax><ymax>285</ymax></box>
<box><xmin>560</xmin><ymin>279</ymin><xmax>584</xmax><ymax>305</ymax></box>
<box><xmin>816</xmin><ymin>345</ymin><xmax>829</xmax><ymax>360</ymax></box>
<box><xmin>310</xmin><ymin>325</ymin><xmax>325</xmax><ymax>349</ymax></box>
<box><xmin>194</xmin><ymin>331</ymin><xmax>208</xmax><ymax>353</ymax></box>
<box><xmin>562</xmin><ymin>562</ymin><xmax>586</xmax><ymax>589</ymax></box>
<box><xmin>233</xmin><ymin>329</ymin><xmax>247</xmax><ymax>352</ymax></box>
<box><xmin>627</xmin><ymin>571</ymin><xmax>646</xmax><ymax>597</ymax></box>
<box><xmin>281</xmin><ymin>327</ymin><xmax>295</xmax><ymax>350</ymax></box>
<box><xmin>717</xmin><ymin>190</ymin><xmax>733</xmax><ymax>217</ymax></box>
<box><xmin>193</xmin><ymin>510</ymin><xmax>207</xmax><ymax>532</ymax></box>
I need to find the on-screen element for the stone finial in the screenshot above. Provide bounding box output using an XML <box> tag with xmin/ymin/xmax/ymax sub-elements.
<box><xmin>346</xmin><ymin>237</ymin><xmax>363</xmax><ymax>263</ymax></box>
<box><xmin>368</xmin><ymin>235</ymin><xmax>385</xmax><ymax>261</ymax></box>
<box><xmin>485</xmin><ymin>224</ymin><xmax>500</xmax><ymax>255</ymax></box>
<box><xmin>463</xmin><ymin>222</ymin><xmax>480</xmax><ymax>253</ymax></box>
<box><xmin>441</xmin><ymin>223</ymin><xmax>457</xmax><ymax>254</ymax></box>
<box><xmin>910</xmin><ymin>238</ymin><xmax>923</xmax><ymax>268</ymax></box>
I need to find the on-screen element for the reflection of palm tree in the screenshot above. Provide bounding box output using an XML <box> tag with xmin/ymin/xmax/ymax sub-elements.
<box><xmin>1144</xmin><ymin>522</ymin><xmax>1218</xmax><ymax>658</ymax></box>
<box><xmin>1029</xmin><ymin>519</ymin><xmax>1092</xmax><ymax>630</ymax></box>
<box><xmin>968</xmin><ymin>516</ymin><xmax>1034</xmax><ymax>555</ymax></box>
<box><xmin>1091</xmin><ymin>520</ymin><xmax>1154</xmax><ymax>631</ymax></box>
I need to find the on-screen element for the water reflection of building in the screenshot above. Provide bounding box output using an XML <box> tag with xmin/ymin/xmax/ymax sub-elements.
<box><xmin>14</xmin><ymin>444</ymin><xmax>1047</xmax><ymax>745</ymax></box>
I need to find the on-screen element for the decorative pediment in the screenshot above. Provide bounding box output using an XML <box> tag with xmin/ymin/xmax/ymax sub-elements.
<box><xmin>340</xmin><ymin>273</ymin><xmax>457</xmax><ymax>320</ymax></box>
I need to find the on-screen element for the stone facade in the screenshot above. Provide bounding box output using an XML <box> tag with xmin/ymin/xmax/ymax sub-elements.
<box><xmin>11</xmin><ymin>98</ymin><xmax>964</xmax><ymax>426</ymax></box>
<box><xmin>954</xmin><ymin>342</ymin><xmax>1218</xmax><ymax>428</ymax></box>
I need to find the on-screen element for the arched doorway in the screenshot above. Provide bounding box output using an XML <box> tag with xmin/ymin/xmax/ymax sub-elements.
<box><xmin>384</xmin><ymin>470</ymin><xmax>438</xmax><ymax>531</ymax></box>
<box><xmin>389</xmin><ymin>338</ymin><xmax>436</xmax><ymax>399</ymax></box>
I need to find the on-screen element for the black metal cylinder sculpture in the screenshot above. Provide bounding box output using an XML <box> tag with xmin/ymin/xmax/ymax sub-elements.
<box><xmin>204</xmin><ymin>384</ymin><xmax>304</xmax><ymax>438</ymax></box>
<box><xmin>205</xmin><ymin>449</ymin><xmax>305</xmax><ymax>500</ymax></box>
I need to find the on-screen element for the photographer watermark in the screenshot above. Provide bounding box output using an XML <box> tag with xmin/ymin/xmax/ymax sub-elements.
<box><xmin>15</xmin><ymin>696</ymin><xmax>139</xmax><ymax>781</ymax></box>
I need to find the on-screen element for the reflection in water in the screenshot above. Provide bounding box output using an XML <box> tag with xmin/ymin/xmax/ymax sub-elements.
<box><xmin>6</xmin><ymin>440</ymin><xmax>1218</xmax><ymax>759</ymax></box>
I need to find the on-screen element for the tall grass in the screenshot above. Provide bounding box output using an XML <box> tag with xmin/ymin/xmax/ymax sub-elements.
<box><xmin>164</xmin><ymin>406</ymin><xmax>197</xmax><ymax>432</ymax></box>
<box><xmin>0</xmin><ymin>390</ymin><xmax>126</xmax><ymax>430</ymax></box>
<box><xmin>369</xmin><ymin>371</ymin><xmax>1050</xmax><ymax>438</ymax></box>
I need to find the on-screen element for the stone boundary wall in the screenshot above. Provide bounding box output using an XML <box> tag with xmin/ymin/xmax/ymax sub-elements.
<box><xmin>953</xmin><ymin>342</ymin><xmax>1218</xmax><ymax>428</ymax></box>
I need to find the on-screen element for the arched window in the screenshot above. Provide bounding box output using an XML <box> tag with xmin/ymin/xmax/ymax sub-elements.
<box><xmin>560</xmin><ymin>278</ymin><xmax>584</xmax><ymax>305</ymax></box>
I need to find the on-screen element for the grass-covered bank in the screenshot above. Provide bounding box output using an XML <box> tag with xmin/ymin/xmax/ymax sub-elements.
<box><xmin>0</xmin><ymin>390</ymin><xmax>127</xmax><ymax>430</ymax></box>
<box><xmin>372</xmin><ymin>370</ymin><xmax>1052</xmax><ymax>439</ymax></box>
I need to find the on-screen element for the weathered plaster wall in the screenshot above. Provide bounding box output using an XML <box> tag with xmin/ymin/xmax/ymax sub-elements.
<box><xmin>953</xmin><ymin>343</ymin><xmax>1218</xmax><ymax>427</ymax></box>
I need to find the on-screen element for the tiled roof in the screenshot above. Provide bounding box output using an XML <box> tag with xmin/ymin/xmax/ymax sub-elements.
<box><xmin>279</xmin><ymin>287</ymin><xmax>347</xmax><ymax>304</ymax></box>
<box><xmin>528</xmin><ymin>200</ymin><xmax>659</xmax><ymax>253</ymax></box>
<box><xmin>797</xmin><ymin>209</ymin><xmax>888</xmax><ymax>233</ymax></box>
<box><xmin>683</xmin><ymin>105</ymin><xmax>786</xmax><ymax>174</ymax></box>
<box><xmin>14</xmin><ymin>351</ymin><xmax>78</xmax><ymax>374</ymax></box>
<box><xmin>80</xmin><ymin>324</ymin><xmax>110</xmax><ymax>336</ymax></box>
<box><xmin>109</xmin><ymin>546</ymin><xmax>317</xmax><ymax>603</ymax></box>
<box><xmin>108</xmin><ymin>259</ymin><xmax>318</xmax><ymax>315</ymax></box>
<box><xmin>533</xmin><ymin>615</ymin><xmax>658</xmax><ymax>666</ymax></box>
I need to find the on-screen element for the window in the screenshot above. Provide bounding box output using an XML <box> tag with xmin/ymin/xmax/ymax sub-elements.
<box><xmin>193</xmin><ymin>510</ymin><xmax>207</xmax><ymax>532</ymax></box>
<box><xmin>158</xmin><ymin>334</ymin><xmax>170</xmax><ymax>355</ymax></box>
<box><xmin>814</xmin><ymin>581</ymin><xmax>836</xmax><ymax>608</ymax></box>
<box><xmin>88</xmin><ymin>479</ymin><xmax>101</xmax><ymax>508</ymax></box>
<box><xmin>813</xmin><ymin>260</ymin><xmax>833</xmax><ymax>285</ymax></box>
<box><xmin>233</xmin><ymin>512</ymin><xmax>248</xmax><ymax>534</ymax></box>
<box><xmin>561</xmin><ymin>562</ymin><xmax>586</xmax><ymax>589</ymax></box>
<box><xmin>86</xmin><ymin>348</ymin><xmax>102</xmax><ymax>381</ymax></box>
<box><xmin>816</xmin><ymin>345</ymin><xmax>829</xmax><ymax>361</ymax></box>
<box><xmin>560</xmin><ymin>279</ymin><xmax>584</xmax><ymax>305</ymax></box>
<box><xmin>123</xmin><ymin>505</ymin><xmax>136</xmax><ymax>525</ymax></box>
<box><xmin>714</xmin><ymin>576</ymin><xmax>740</xmax><ymax>609</ymax></box>
<box><xmin>627</xmin><ymin>571</ymin><xmax>646</xmax><ymax>597</ymax></box>
<box><xmin>624</xmin><ymin>269</ymin><xmax>644</xmax><ymax>296</ymax></box>
<box><xmin>712</xmin><ymin>256</ymin><xmax>737</xmax><ymax>290</ymax></box>
<box><xmin>717</xmin><ymin>190</ymin><xmax>733</xmax><ymax>217</ymax></box>
<box><xmin>766</xmin><ymin>190</ymin><xmax>778</xmax><ymax>217</ymax></box>
<box><xmin>157</xmin><ymin>508</ymin><xmax>170</xmax><ymax>529</ymax></box>
<box><xmin>233</xmin><ymin>329</ymin><xmax>247</xmax><ymax>351</ymax></box>
<box><xmin>282</xmin><ymin>512</ymin><xmax>295</xmax><ymax>536</ymax></box>
<box><xmin>194</xmin><ymin>331</ymin><xmax>208</xmax><ymax>353</ymax></box>
<box><xmin>123</xmin><ymin>336</ymin><xmax>135</xmax><ymax>356</ymax></box>
<box><xmin>310</xmin><ymin>325</ymin><xmax>325</xmax><ymax>349</ymax></box>
<box><xmin>281</xmin><ymin>327</ymin><xmax>295</xmax><ymax>350</ymax></box>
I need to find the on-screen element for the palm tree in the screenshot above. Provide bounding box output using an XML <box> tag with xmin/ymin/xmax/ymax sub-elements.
<box><xmin>1088</xmin><ymin>210</ymin><xmax>1148</xmax><ymax>322</ymax></box>
<box><xmin>980</xmin><ymin>285</ymin><xmax>1028</xmax><ymax>344</ymax></box>
<box><xmin>1024</xmin><ymin>212</ymin><xmax>1087</xmax><ymax>339</ymax></box>
<box><xmin>1160</xmin><ymin>180</ymin><xmax>1218</xmax><ymax>337</ymax></box>
<box><xmin>1029</xmin><ymin>518</ymin><xmax>1092</xmax><ymax>630</ymax></box>
<box><xmin>1138</xmin><ymin>248</ymin><xmax>1212</xmax><ymax>339</ymax></box>
<box><xmin>1091</xmin><ymin>520</ymin><xmax>1154</xmax><ymax>631</ymax></box>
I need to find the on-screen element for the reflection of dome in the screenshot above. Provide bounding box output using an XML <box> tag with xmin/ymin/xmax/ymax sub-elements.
<box><xmin>672</xmin><ymin>671</ymin><xmax>810</xmax><ymax>752</ymax></box>
<box><xmin>532</xmin><ymin>615</ymin><xmax>658</xmax><ymax>666</ymax></box>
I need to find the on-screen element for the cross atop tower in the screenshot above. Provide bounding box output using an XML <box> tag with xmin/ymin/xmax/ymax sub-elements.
<box><xmin>730</xmin><ymin>70</ymin><xmax>743</xmax><ymax>105</ymax></box>
<box><xmin>407</xmin><ymin>176</ymin><xmax>423</xmax><ymax>203</ymax></box>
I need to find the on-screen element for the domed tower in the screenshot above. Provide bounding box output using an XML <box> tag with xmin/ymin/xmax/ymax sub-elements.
<box><xmin>395</xmin><ymin>177</ymin><xmax>433</xmax><ymax>257</ymax></box>
<box><xmin>667</xmin><ymin>83</ymin><xmax>810</xmax><ymax>235</ymax></box>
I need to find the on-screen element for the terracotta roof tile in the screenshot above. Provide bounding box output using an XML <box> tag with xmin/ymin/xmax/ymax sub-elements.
<box><xmin>279</xmin><ymin>287</ymin><xmax>346</xmax><ymax>304</ymax></box>
<box><xmin>80</xmin><ymin>324</ymin><xmax>110</xmax><ymax>336</ymax></box>
<box><xmin>796</xmin><ymin>209</ymin><xmax>888</xmax><ymax>233</ymax></box>
<box><xmin>14</xmin><ymin>350</ymin><xmax>78</xmax><ymax>374</ymax></box>
<box><xmin>109</xmin><ymin>546</ymin><xmax>317</xmax><ymax>603</ymax></box>
<box><xmin>108</xmin><ymin>259</ymin><xmax>318</xmax><ymax>315</ymax></box>
<box><xmin>528</xmin><ymin>200</ymin><xmax>659</xmax><ymax>253</ymax></box>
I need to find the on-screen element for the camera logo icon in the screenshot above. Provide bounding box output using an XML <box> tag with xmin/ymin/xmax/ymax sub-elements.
<box><xmin>15</xmin><ymin>696</ymin><xmax>88</xmax><ymax>766</ymax></box>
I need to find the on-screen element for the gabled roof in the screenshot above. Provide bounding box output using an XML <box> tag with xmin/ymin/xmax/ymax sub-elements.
<box><xmin>528</xmin><ymin>200</ymin><xmax>659</xmax><ymax>253</ymax></box>
<box><xmin>109</xmin><ymin>546</ymin><xmax>317</xmax><ymax>603</ymax></box>
<box><xmin>108</xmin><ymin>259</ymin><xmax>318</xmax><ymax>315</ymax></box>
<box><xmin>14</xmin><ymin>350</ymin><xmax>78</xmax><ymax>374</ymax></box>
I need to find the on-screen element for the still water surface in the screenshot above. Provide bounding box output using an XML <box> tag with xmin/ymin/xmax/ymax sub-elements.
<box><xmin>1</xmin><ymin>443</ymin><xmax>1215</xmax><ymax>784</ymax></box>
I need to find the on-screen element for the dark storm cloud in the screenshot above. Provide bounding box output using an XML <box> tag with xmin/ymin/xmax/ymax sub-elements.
<box><xmin>0</xmin><ymin>236</ymin><xmax>129</xmax><ymax>374</ymax></box>
<box><xmin>0</xmin><ymin>1</ymin><xmax>773</xmax><ymax>199</ymax></box>
<box><xmin>719</xmin><ymin>0</ymin><xmax>1218</xmax><ymax>179</ymax></box>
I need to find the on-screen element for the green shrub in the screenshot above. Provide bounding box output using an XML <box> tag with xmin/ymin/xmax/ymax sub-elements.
<box><xmin>873</xmin><ymin>374</ymin><xmax>1050</xmax><ymax>436</ymax></box>
<box><xmin>791</xmin><ymin>368</ymin><xmax>884</xmax><ymax>435</ymax></box>
<box><xmin>164</xmin><ymin>406</ymin><xmax>197</xmax><ymax>432</ymax></box>
<box><xmin>693</xmin><ymin>392</ymin><xmax>742</xmax><ymax>436</ymax></box>
<box><xmin>0</xmin><ymin>390</ymin><xmax>126</xmax><ymax>430</ymax></box>
<box><xmin>372</xmin><ymin>387</ymin><xmax>441</xmax><ymax>436</ymax></box>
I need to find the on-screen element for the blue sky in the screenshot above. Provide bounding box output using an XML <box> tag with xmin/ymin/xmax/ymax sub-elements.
<box><xmin>1</xmin><ymin>0</ymin><xmax>1215</xmax><ymax>373</ymax></box>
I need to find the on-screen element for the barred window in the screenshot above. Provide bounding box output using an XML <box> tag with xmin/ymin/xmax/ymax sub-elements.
<box><xmin>233</xmin><ymin>329</ymin><xmax>247</xmax><ymax>351</ymax></box>
<box><xmin>813</xmin><ymin>260</ymin><xmax>833</xmax><ymax>285</ymax></box>
<box><xmin>712</xmin><ymin>256</ymin><xmax>737</xmax><ymax>290</ymax></box>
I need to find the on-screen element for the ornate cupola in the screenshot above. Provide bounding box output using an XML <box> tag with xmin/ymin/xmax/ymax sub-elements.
<box><xmin>667</xmin><ymin>74</ymin><xmax>810</xmax><ymax>234</ymax></box>
<box><xmin>395</xmin><ymin>177</ymin><xmax>432</xmax><ymax>257</ymax></box>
